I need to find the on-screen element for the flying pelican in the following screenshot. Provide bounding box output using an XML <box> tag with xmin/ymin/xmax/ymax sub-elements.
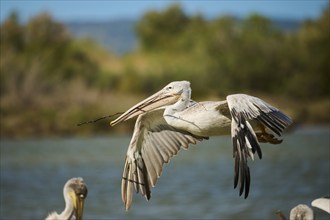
<box><xmin>110</xmin><ymin>81</ymin><xmax>292</xmax><ymax>210</ymax></box>
<box><xmin>46</xmin><ymin>177</ymin><xmax>88</xmax><ymax>220</ymax></box>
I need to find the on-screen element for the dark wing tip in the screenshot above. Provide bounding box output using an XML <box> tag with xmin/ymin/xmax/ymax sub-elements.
<box><xmin>254</xmin><ymin>105</ymin><xmax>293</xmax><ymax>136</ymax></box>
<box><xmin>244</xmin><ymin>165</ymin><xmax>250</xmax><ymax>199</ymax></box>
<box><xmin>231</xmin><ymin>113</ymin><xmax>254</xmax><ymax>199</ymax></box>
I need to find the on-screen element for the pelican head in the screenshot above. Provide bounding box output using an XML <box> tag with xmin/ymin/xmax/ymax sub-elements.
<box><xmin>289</xmin><ymin>204</ymin><xmax>314</xmax><ymax>220</ymax></box>
<box><xmin>110</xmin><ymin>80</ymin><xmax>191</xmax><ymax>126</ymax></box>
<box><xmin>46</xmin><ymin>177</ymin><xmax>88</xmax><ymax>220</ymax></box>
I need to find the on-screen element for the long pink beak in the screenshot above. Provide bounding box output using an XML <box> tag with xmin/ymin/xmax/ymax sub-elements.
<box><xmin>110</xmin><ymin>89</ymin><xmax>181</xmax><ymax>126</ymax></box>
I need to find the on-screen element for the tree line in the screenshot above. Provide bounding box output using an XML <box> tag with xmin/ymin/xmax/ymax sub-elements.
<box><xmin>1</xmin><ymin>4</ymin><xmax>329</xmax><ymax>137</ymax></box>
<box><xmin>134</xmin><ymin>4</ymin><xmax>329</xmax><ymax>99</ymax></box>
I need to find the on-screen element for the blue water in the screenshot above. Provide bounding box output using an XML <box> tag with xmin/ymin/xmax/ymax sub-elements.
<box><xmin>1</xmin><ymin>126</ymin><xmax>329</xmax><ymax>219</ymax></box>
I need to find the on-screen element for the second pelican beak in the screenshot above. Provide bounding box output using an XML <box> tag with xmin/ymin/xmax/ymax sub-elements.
<box><xmin>110</xmin><ymin>88</ymin><xmax>182</xmax><ymax>126</ymax></box>
<box><xmin>72</xmin><ymin>192</ymin><xmax>85</xmax><ymax>220</ymax></box>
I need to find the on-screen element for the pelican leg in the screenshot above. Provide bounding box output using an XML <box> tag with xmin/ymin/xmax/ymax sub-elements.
<box><xmin>256</xmin><ymin>125</ymin><xmax>282</xmax><ymax>144</ymax></box>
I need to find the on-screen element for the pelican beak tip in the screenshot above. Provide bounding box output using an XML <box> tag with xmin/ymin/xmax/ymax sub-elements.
<box><xmin>74</xmin><ymin>195</ymin><xmax>85</xmax><ymax>220</ymax></box>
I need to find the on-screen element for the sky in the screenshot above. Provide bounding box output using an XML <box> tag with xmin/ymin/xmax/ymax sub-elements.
<box><xmin>0</xmin><ymin>0</ymin><xmax>329</xmax><ymax>23</ymax></box>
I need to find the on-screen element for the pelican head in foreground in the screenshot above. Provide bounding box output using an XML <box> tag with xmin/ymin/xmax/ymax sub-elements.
<box><xmin>276</xmin><ymin>197</ymin><xmax>330</xmax><ymax>220</ymax></box>
<box><xmin>289</xmin><ymin>204</ymin><xmax>314</xmax><ymax>220</ymax></box>
<box><xmin>110</xmin><ymin>80</ymin><xmax>292</xmax><ymax>210</ymax></box>
<box><xmin>46</xmin><ymin>177</ymin><xmax>88</xmax><ymax>220</ymax></box>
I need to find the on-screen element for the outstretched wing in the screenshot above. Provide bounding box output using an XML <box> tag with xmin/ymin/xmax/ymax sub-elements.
<box><xmin>225</xmin><ymin>94</ymin><xmax>292</xmax><ymax>198</ymax></box>
<box><xmin>121</xmin><ymin>107</ymin><xmax>208</xmax><ymax>211</ymax></box>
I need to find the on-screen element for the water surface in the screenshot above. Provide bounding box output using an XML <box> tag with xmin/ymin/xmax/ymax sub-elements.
<box><xmin>1</xmin><ymin>126</ymin><xmax>329</xmax><ymax>219</ymax></box>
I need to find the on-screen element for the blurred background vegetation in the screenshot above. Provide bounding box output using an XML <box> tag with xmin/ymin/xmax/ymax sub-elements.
<box><xmin>1</xmin><ymin>4</ymin><xmax>329</xmax><ymax>138</ymax></box>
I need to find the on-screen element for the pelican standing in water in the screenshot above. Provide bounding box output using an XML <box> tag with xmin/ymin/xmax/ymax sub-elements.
<box><xmin>289</xmin><ymin>204</ymin><xmax>314</xmax><ymax>220</ymax></box>
<box><xmin>110</xmin><ymin>81</ymin><xmax>292</xmax><ymax>210</ymax></box>
<box><xmin>276</xmin><ymin>197</ymin><xmax>330</xmax><ymax>220</ymax></box>
<box><xmin>46</xmin><ymin>177</ymin><xmax>88</xmax><ymax>220</ymax></box>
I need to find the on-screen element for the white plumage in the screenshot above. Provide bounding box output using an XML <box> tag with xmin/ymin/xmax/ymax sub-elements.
<box><xmin>111</xmin><ymin>81</ymin><xmax>292</xmax><ymax>210</ymax></box>
<box><xmin>46</xmin><ymin>177</ymin><xmax>87</xmax><ymax>220</ymax></box>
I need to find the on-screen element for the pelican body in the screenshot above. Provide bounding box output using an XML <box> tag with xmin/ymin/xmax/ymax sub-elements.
<box><xmin>46</xmin><ymin>177</ymin><xmax>88</xmax><ymax>220</ymax></box>
<box><xmin>111</xmin><ymin>81</ymin><xmax>292</xmax><ymax>210</ymax></box>
<box><xmin>311</xmin><ymin>197</ymin><xmax>330</xmax><ymax>214</ymax></box>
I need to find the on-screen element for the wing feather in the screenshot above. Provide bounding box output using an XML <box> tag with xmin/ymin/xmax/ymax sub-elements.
<box><xmin>153</xmin><ymin>134</ymin><xmax>173</xmax><ymax>162</ymax></box>
<box><xmin>227</xmin><ymin>94</ymin><xmax>292</xmax><ymax>135</ymax></box>
<box><xmin>121</xmin><ymin>159</ymin><xmax>129</xmax><ymax>203</ymax></box>
<box><xmin>121</xmin><ymin>108</ymin><xmax>207</xmax><ymax>211</ymax></box>
<box><xmin>147</xmin><ymin>137</ymin><xmax>164</xmax><ymax>177</ymax></box>
<box><xmin>142</xmin><ymin>138</ymin><xmax>159</xmax><ymax>186</ymax></box>
<box><xmin>166</xmin><ymin>131</ymin><xmax>187</xmax><ymax>150</ymax></box>
<box><xmin>227</xmin><ymin>94</ymin><xmax>292</xmax><ymax>199</ymax></box>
